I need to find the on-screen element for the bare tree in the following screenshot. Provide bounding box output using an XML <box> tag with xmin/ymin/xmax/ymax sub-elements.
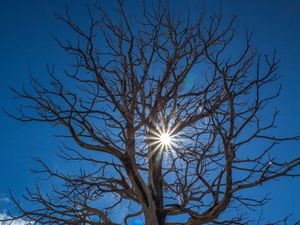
<box><xmin>3</xmin><ymin>1</ymin><xmax>300</xmax><ymax>224</ymax></box>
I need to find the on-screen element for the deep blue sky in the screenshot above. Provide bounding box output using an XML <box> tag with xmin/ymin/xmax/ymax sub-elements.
<box><xmin>1</xmin><ymin>0</ymin><xmax>300</xmax><ymax>223</ymax></box>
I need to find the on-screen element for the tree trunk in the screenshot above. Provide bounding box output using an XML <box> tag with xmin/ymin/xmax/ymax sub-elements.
<box><xmin>147</xmin><ymin>148</ymin><xmax>165</xmax><ymax>225</ymax></box>
<box><xmin>143</xmin><ymin>205</ymin><xmax>161</xmax><ymax>225</ymax></box>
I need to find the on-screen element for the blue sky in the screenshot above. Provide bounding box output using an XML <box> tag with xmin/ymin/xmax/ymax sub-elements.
<box><xmin>1</xmin><ymin>0</ymin><xmax>300</xmax><ymax>223</ymax></box>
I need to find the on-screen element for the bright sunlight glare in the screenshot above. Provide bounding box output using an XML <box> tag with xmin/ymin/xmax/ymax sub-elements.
<box><xmin>160</xmin><ymin>133</ymin><xmax>171</xmax><ymax>145</ymax></box>
<box><xmin>146</xmin><ymin>122</ymin><xmax>183</xmax><ymax>159</ymax></box>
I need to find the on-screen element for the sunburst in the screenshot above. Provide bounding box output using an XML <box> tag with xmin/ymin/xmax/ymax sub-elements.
<box><xmin>160</xmin><ymin>132</ymin><xmax>172</xmax><ymax>146</ymax></box>
<box><xmin>147</xmin><ymin>122</ymin><xmax>181</xmax><ymax>159</ymax></box>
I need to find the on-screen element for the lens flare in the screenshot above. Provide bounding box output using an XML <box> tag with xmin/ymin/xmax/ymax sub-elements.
<box><xmin>147</xmin><ymin>122</ymin><xmax>182</xmax><ymax>159</ymax></box>
<box><xmin>160</xmin><ymin>133</ymin><xmax>171</xmax><ymax>145</ymax></box>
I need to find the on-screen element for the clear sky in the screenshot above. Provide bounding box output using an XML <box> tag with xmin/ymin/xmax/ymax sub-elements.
<box><xmin>1</xmin><ymin>0</ymin><xmax>300</xmax><ymax>224</ymax></box>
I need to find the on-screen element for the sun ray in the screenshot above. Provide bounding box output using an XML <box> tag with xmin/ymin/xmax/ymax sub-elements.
<box><xmin>148</xmin><ymin>142</ymin><xmax>162</xmax><ymax>159</ymax></box>
<box><xmin>146</xmin><ymin>119</ymin><xmax>183</xmax><ymax>159</ymax></box>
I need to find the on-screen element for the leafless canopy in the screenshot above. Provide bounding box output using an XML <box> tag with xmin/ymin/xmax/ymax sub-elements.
<box><xmin>3</xmin><ymin>1</ymin><xmax>300</xmax><ymax>224</ymax></box>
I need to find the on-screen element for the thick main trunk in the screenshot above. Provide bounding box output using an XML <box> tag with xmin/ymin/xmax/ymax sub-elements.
<box><xmin>122</xmin><ymin>150</ymin><xmax>165</xmax><ymax>225</ymax></box>
<box><xmin>143</xmin><ymin>204</ymin><xmax>161</xmax><ymax>225</ymax></box>
<box><xmin>124</xmin><ymin>123</ymin><xmax>166</xmax><ymax>224</ymax></box>
<box><xmin>147</xmin><ymin>147</ymin><xmax>165</xmax><ymax>225</ymax></box>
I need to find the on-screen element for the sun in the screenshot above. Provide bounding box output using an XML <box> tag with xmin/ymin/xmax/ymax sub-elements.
<box><xmin>160</xmin><ymin>132</ymin><xmax>172</xmax><ymax>146</ymax></box>
<box><xmin>147</xmin><ymin>123</ymin><xmax>181</xmax><ymax>159</ymax></box>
